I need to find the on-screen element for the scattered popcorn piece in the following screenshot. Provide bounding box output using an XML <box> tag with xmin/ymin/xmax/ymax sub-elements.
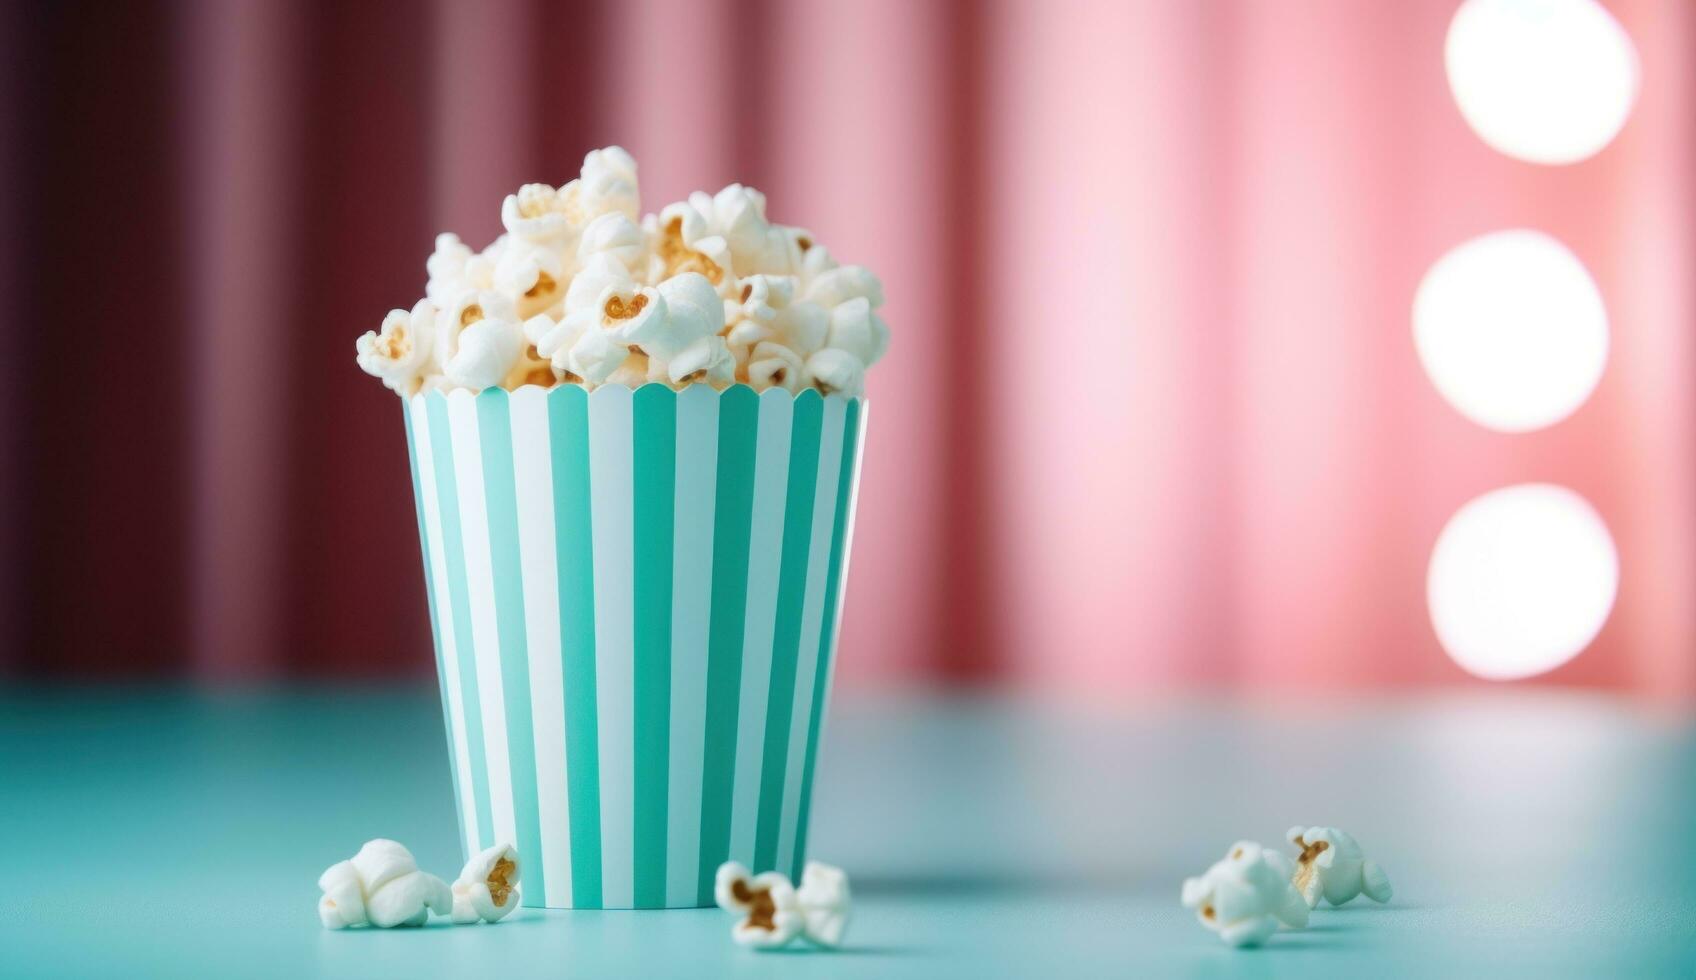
<box><xmin>805</xmin><ymin>348</ymin><xmax>865</xmax><ymax>397</ymax></box>
<box><xmin>451</xmin><ymin>843</ymin><xmax>521</xmax><ymax>924</ymax></box>
<box><xmin>1285</xmin><ymin>826</ymin><xmax>1392</xmax><ymax>908</ymax></box>
<box><xmin>356</xmin><ymin>299</ymin><xmax>436</xmax><ymax>394</ymax></box>
<box><xmin>795</xmin><ymin>861</ymin><xmax>851</xmax><ymax>948</ymax></box>
<box><xmin>715</xmin><ymin>862</ymin><xmax>804</xmax><ymax>949</ymax></box>
<box><xmin>318</xmin><ymin>839</ymin><xmax>452</xmax><ymax>930</ymax></box>
<box><xmin>1181</xmin><ymin>841</ymin><xmax>1309</xmax><ymax>948</ymax></box>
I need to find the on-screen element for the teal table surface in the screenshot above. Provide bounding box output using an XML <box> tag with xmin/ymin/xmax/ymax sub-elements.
<box><xmin>2</xmin><ymin>688</ymin><xmax>1694</xmax><ymax>978</ymax></box>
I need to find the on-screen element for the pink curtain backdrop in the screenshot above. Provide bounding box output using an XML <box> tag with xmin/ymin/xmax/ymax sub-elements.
<box><xmin>2</xmin><ymin>0</ymin><xmax>1692</xmax><ymax>697</ymax></box>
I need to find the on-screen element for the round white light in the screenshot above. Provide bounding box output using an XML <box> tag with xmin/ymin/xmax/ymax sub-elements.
<box><xmin>1428</xmin><ymin>484</ymin><xmax>1618</xmax><ymax>680</ymax></box>
<box><xmin>1445</xmin><ymin>0</ymin><xmax>1640</xmax><ymax>165</ymax></box>
<box><xmin>1413</xmin><ymin>230</ymin><xmax>1608</xmax><ymax>433</ymax></box>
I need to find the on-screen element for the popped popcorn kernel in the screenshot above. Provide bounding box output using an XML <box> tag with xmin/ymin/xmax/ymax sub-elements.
<box><xmin>1181</xmin><ymin>841</ymin><xmax>1308</xmax><ymax>948</ymax></box>
<box><xmin>1284</xmin><ymin>826</ymin><xmax>1392</xmax><ymax>908</ymax></box>
<box><xmin>360</xmin><ymin>147</ymin><xmax>887</xmax><ymax>396</ymax></box>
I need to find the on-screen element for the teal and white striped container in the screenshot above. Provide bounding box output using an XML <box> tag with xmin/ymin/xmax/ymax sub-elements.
<box><xmin>399</xmin><ymin>383</ymin><xmax>865</xmax><ymax>909</ymax></box>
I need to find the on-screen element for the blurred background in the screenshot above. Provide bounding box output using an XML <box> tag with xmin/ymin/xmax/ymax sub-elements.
<box><xmin>2</xmin><ymin>0</ymin><xmax>1691</xmax><ymax>699</ymax></box>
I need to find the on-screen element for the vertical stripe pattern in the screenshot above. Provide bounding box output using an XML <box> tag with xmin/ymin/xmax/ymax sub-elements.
<box><xmin>405</xmin><ymin>385</ymin><xmax>865</xmax><ymax>908</ymax></box>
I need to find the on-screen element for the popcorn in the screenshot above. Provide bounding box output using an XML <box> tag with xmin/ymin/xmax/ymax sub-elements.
<box><xmin>651</xmin><ymin>202</ymin><xmax>733</xmax><ymax>290</ymax></box>
<box><xmin>438</xmin><ymin>290</ymin><xmax>524</xmax><ymax>390</ymax></box>
<box><xmin>451</xmin><ymin>843</ymin><xmax>521</xmax><ymax>924</ymax></box>
<box><xmin>501</xmin><ymin>182</ymin><xmax>582</xmax><ymax>246</ymax></box>
<box><xmin>667</xmin><ymin>335</ymin><xmax>736</xmax><ymax>387</ymax></box>
<box><xmin>794</xmin><ymin>234</ymin><xmax>838</xmax><ymax>285</ymax></box>
<box><xmin>770</xmin><ymin>300</ymin><xmax>829</xmax><ymax>357</ymax></box>
<box><xmin>564</xmin><ymin>252</ymin><xmax>637</xmax><ymax>314</ymax></box>
<box><xmin>714</xmin><ymin>862</ymin><xmax>804</xmax><ymax>949</ymax></box>
<box><xmin>825</xmin><ymin>296</ymin><xmax>890</xmax><ymax>368</ymax></box>
<box><xmin>580</xmin><ymin>146</ymin><xmax>639</xmax><ymax>222</ymax></box>
<box><xmin>632</xmin><ymin>272</ymin><xmax>723</xmax><ymax>363</ymax></box>
<box><xmin>360</xmin><ymin>147</ymin><xmax>888</xmax><ymax>395</ymax></box>
<box><xmin>425</xmin><ymin>233</ymin><xmax>473</xmax><ymax>305</ymax></box>
<box><xmin>794</xmin><ymin>861</ymin><xmax>851</xmax><ymax>948</ymax></box>
<box><xmin>1181</xmin><ymin>842</ymin><xmax>1309</xmax><ymax>948</ymax></box>
<box><xmin>567</xmin><ymin>327</ymin><xmax>632</xmax><ymax>384</ymax></box>
<box><xmin>576</xmin><ymin>212</ymin><xmax>646</xmax><ymax>272</ymax></box>
<box><xmin>356</xmin><ymin>299</ymin><xmax>435</xmax><ymax>394</ymax></box>
<box><xmin>729</xmin><ymin>274</ymin><xmax>795</xmax><ymax>325</ymax></box>
<box><xmin>1285</xmin><ymin>826</ymin><xmax>1392</xmax><ymax>909</ymax></box>
<box><xmin>318</xmin><ymin>839</ymin><xmax>452</xmax><ymax>930</ymax></box>
<box><xmin>803</xmin><ymin>265</ymin><xmax>884</xmax><ymax>311</ymax></box>
<box><xmin>805</xmin><ymin>348</ymin><xmax>865</xmax><ymax>397</ymax></box>
<box><xmin>604</xmin><ymin>351</ymin><xmax>652</xmax><ymax>388</ymax></box>
<box><xmin>504</xmin><ymin>343</ymin><xmax>559</xmax><ymax>389</ymax></box>
<box><xmin>494</xmin><ymin>243</ymin><xmax>566</xmax><ymax>320</ymax></box>
<box><xmin>746</xmin><ymin>341</ymin><xmax>805</xmax><ymax>393</ymax></box>
<box><xmin>713</xmin><ymin>861</ymin><xmax>851</xmax><ymax>950</ymax></box>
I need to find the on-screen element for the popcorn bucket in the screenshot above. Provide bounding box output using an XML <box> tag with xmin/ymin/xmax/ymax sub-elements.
<box><xmin>400</xmin><ymin>383</ymin><xmax>866</xmax><ymax>909</ymax></box>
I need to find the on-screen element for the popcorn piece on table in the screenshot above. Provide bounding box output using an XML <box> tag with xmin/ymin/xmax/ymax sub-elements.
<box><xmin>451</xmin><ymin>843</ymin><xmax>521</xmax><ymax>924</ymax></box>
<box><xmin>318</xmin><ymin>839</ymin><xmax>452</xmax><ymax>930</ymax></box>
<box><xmin>1180</xmin><ymin>841</ymin><xmax>1309</xmax><ymax>948</ymax></box>
<box><xmin>714</xmin><ymin>861</ymin><xmax>852</xmax><ymax>950</ymax></box>
<box><xmin>356</xmin><ymin>299</ymin><xmax>435</xmax><ymax>395</ymax></box>
<box><xmin>1285</xmin><ymin>826</ymin><xmax>1392</xmax><ymax>908</ymax></box>
<box><xmin>795</xmin><ymin>861</ymin><xmax>851</xmax><ymax>948</ymax></box>
<box><xmin>715</xmin><ymin>862</ymin><xmax>804</xmax><ymax>949</ymax></box>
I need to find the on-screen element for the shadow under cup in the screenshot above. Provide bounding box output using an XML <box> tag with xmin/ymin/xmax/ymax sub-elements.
<box><xmin>401</xmin><ymin>383</ymin><xmax>867</xmax><ymax>909</ymax></box>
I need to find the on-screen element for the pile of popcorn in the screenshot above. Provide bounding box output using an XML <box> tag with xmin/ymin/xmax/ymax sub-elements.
<box><xmin>357</xmin><ymin>147</ymin><xmax>889</xmax><ymax>398</ymax></box>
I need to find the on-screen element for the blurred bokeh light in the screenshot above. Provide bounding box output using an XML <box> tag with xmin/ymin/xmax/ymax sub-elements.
<box><xmin>1413</xmin><ymin>229</ymin><xmax>1609</xmax><ymax>433</ymax></box>
<box><xmin>1428</xmin><ymin>484</ymin><xmax>1618</xmax><ymax>680</ymax></box>
<box><xmin>1446</xmin><ymin>0</ymin><xmax>1640</xmax><ymax>165</ymax></box>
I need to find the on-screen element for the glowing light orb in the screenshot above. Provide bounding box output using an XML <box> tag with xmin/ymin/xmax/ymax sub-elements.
<box><xmin>1414</xmin><ymin>230</ymin><xmax>1608</xmax><ymax>433</ymax></box>
<box><xmin>1428</xmin><ymin>483</ymin><xmax>1618</xmax><ymax>680</ymax></box>
<box><xmin>1445</xmin><ymin>0</ymin><xmax>1639</xmax><ymax>165</ymax></box>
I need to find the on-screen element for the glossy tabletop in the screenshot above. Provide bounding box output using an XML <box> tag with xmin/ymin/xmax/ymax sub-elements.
<box><xmin>2</xmin><ymin>688</ymin><xmax>1693</xmax><ymax>978</ymax></box>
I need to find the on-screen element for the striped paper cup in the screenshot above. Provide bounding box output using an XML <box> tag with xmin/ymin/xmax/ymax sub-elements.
<box><xmin>400</xmin><ymin>383</ymin><xmax>866</xmax><ymax>909</ymax></box>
